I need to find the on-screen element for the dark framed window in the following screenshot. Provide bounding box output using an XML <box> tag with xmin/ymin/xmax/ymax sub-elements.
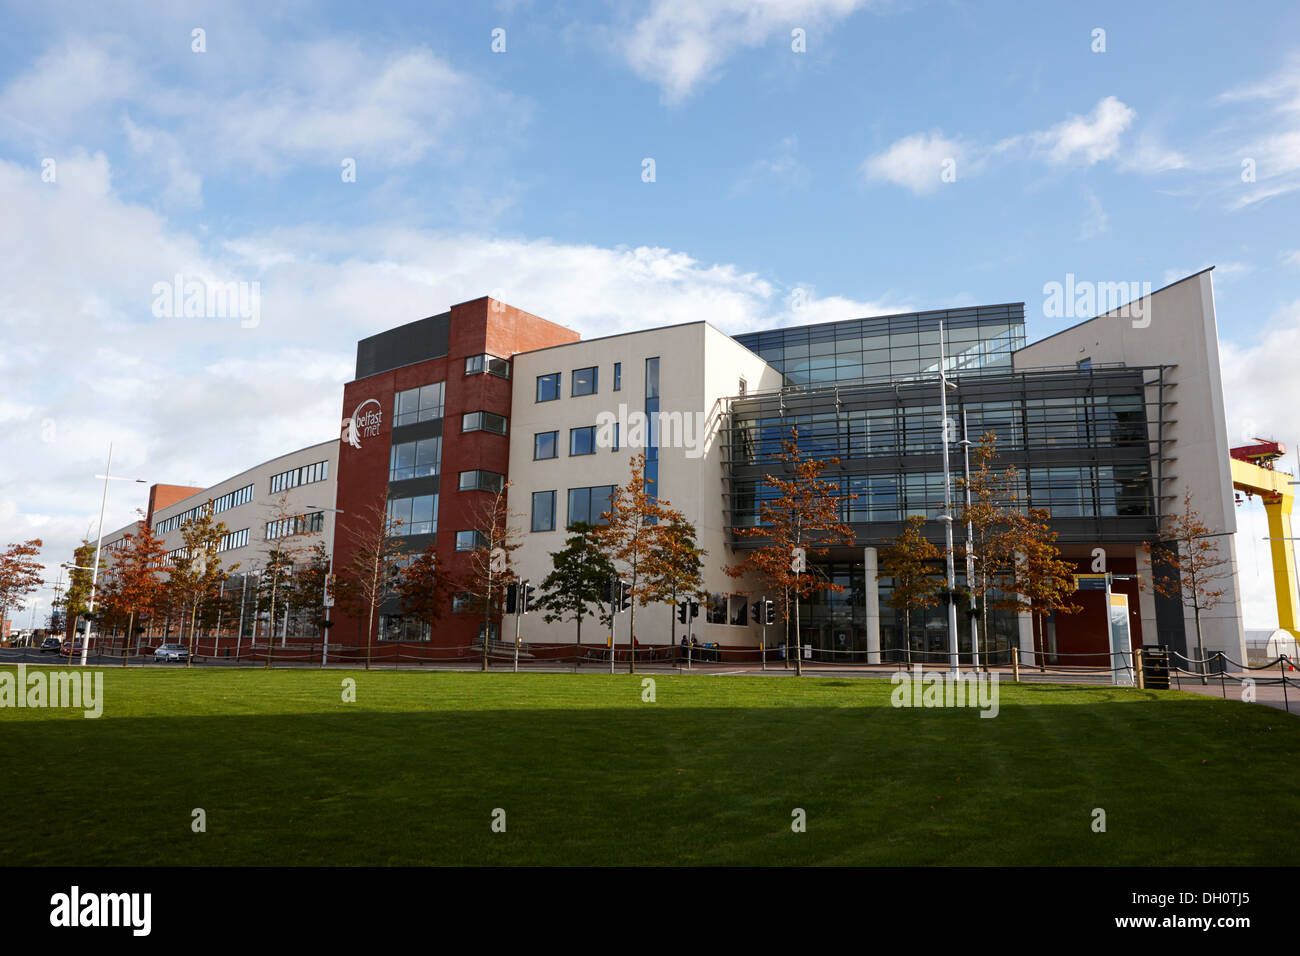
<box><xmin>536</xmin><ymin>373</ymin><xmax>561</xmax><ymax>402</ymax></box>
<box><xmin>567</xmin><ymin>485</ymin><xmax>616</xmax><ymax>526</ymax></box>
<box><xmin>570</xmin><ymin>425</ymin><xmax>597</xmax><ymax>456</ymax></box>
<box><xmin>613</xmin><ymin>362</ymin><xmax>622</xmax><ymax>391</ymax></box>
<box><xmin>458</xmin><ymin>470</ymin><xmax>505</xmax><ymax>493</ymax></box>
<box><xmin>465</xmin><ymin>353</ymin><xmax>510</xmax><ymax>378</ymax></box>
<box><xmin>455</xmin><ymin>530</ymin><xmax>486</xmax><ymax>551</ymax></box>
<box><xmin>532</xmin><ymin>490</ymin><xmax>556</xmax><ymax>532</ymax></box>
<box><xmin>389</xmin><ymin>437</ymin><xmax>442</xmax><ymax>481</ymax></box>
<box><xmin>572</xmin><ymin>366</ymin><xmax>598</xmax><ymax>396</ymax></box>
<box><xmin>462</xmin><ymin>411</ymin><xmax>507</xmax><ymax>435</ymax></box>
<box><xmin>534</xmin><ymin>431</ymin><xmax>558</xmax><ymax>460</ymax></box>
<box><xmin>386</xmin><ymin>495</ymin><xmax>437</xmax><ymax>536</ymax></box>
<box><xmin>394</xmin><ymin>382</ymin><xmax>445</xmax><ymax>426</ymax></box>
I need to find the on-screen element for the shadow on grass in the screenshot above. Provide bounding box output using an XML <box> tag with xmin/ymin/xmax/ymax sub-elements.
<box><xmin>3</xmin><ymin>695</ymin><xmax>1298</xmax><ymax>867</ymax></box>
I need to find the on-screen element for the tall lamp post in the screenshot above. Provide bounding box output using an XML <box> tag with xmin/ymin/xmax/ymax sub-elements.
<box><xmin>937</xmin><ymin>321</ymin><xmax>960</xmax><ymax>675</ymax></box>
<box><xmin>73</xmin><ymin>443</ymin><xmax>148</xmax><ymax>666</ymax></box>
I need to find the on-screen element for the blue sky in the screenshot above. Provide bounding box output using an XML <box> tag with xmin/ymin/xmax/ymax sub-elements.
<box><xmin>2</xmin><ymin>0</ymin><xmax>1299</xmax><ymax>624</ymax></box>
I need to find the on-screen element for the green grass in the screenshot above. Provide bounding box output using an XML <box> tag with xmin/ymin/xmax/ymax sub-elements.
<box><xmin>2</xmin><ymin>666</ymin><xmax>1297</xmax><ymax>865</ymax></box>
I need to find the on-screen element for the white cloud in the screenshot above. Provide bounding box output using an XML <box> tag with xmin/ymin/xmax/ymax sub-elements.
<box><xmin>0</xmin><ymin>38</ymin><xmax>137</xmax><ymax>143</ymax></box>
<box><xmin>619</xmin><ymin>0</ymin><xmax>872</xmax><ymax>103</ymax></box>
<box><xmin>861</xmin><ymin>132</ymin><xmax>963</xmax><ymax>196</ymax></box>
<box><xmin>1284</xmin><ymin>250</ymin><xmax>1300</xmax><ymax>267</ymax></box>
<box><xmin>1031</xmin><ymin>95</ymin><xmax>1135</xmax><ymax>166</ymax></box>
<box><xmin>863</xmin><ymin>97</ymin><xmax>1160</xmax><ymax>195</ymax></box>
<box><xmin>1220</xmin><ymin>298</ymin><xmax>1300</xmax><ymax>630</ymax></box>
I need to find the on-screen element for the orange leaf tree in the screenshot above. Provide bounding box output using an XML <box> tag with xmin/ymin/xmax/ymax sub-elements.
<box><xmin>591</xmin><ymin>452</ymin><xmax>683</xmax><ymax>673</ymax></box>
<box><xmin>1144</xmin><ymin>489</ymin><xmax>1232</xmax><ymax>680</ymax></box>
<box><xmin>106</xmin><ymin>514</ymin><xmax>169</xmax><ymax>664</ymax></box>
<box><xmin>0</xmin><ymin>539</ymin><xmax>44</xmax><ymax>645</ymax></box>
<box><xmin>726</xmin><ymin>427</ymin><xmax>856</xmax><ymax>676</ymax></box>
<box><xmin>878</xmin><ymin>514</ymin><xmax>944</xmax><ymax>664</ymax></box>
<box><xmin>461</xmin><ymin>482</ymin><xmax>523</xmax><ymax>670</ymax></box>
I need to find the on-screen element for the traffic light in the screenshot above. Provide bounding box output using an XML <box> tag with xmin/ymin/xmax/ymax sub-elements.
<box><xmin>677</xmin><ymin>601</ymin><xmax>688</xmax><ymax>624</ymax></box>
<box><xmin>618</xmin><ymin>581</ymin><xmax>632</xmax><ymax>612</ymax></box>
<box><xmin>603</xmin><ymin>576</ymin><xmax>617</xmax><ymax>605</ymax></box>
<box><xmin>521</xmin><ymin>582</ymin><xmax>536</xmax><ymax>614</ymax></box>
<box><xmin>763</xmin><ymin>599</ymin><xmax>775</xmax><ymax>626</ymax></box>
<box><xmin>505</xmin><ymin>582</ymin><xmax>518</xmax><ymax>614</ymax></box>
<box><xmin>751</xmin><ymin>600</ymin><xmax>762</xmax><ymax>622</ymax></box>
<box><xmin>689</xmin><ymin>600</ymin><xmax>700</xmax><ymax>619</ymax></box>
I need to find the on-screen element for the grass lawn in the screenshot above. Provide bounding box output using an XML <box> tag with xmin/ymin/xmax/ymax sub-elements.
<box><xmin>2</xmin><ymin>666</ymin><xmax>1297</xmax><ymax>866</ymax></box>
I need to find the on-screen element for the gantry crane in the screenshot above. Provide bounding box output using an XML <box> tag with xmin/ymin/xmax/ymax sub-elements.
<box><xmin>1230</xmin><ymin>439</ymin><xmax>1299</xmax><ymax>639</ymax></box>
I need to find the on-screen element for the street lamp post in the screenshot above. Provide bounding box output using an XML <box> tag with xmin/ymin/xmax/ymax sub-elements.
<box><xmin>81</xmin><ymin>443</ymin><xmax>148</xmax><ymax>667</ymax></box>
<box><xmin>937</xmin><ymin>321</ymin><xmax>960</xmax><ymax>675</ymax></box>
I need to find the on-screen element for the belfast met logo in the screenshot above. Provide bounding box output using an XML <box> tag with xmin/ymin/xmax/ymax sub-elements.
<box><xmin>341</xmin><ymin>398</ymin><xmax>383</xmax><ymax>450</ymax></box>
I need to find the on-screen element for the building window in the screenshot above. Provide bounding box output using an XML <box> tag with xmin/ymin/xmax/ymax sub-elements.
<box><xmin>218</xmin><ymin>528</ymin><xmax>249</xmax><ymax>552</ymax></box>
<box><xmin>739</xmin><ymin>378</ymin><xmax>747</xmax><ymax>396</ymax></box>
<box><xmin>567</xmin><ymin>485</ymin><xmax>616</xmax><ymax>527</ymax></box>
<box><xmin>154</xmin><ymin>484</ymin><xmax>254</xmax><ymax>534</ymax></box>
<box><xmin>572</xmin><ymin>366</ymin><xmax>598</xmax><ymax>397</ymax></box>
<box><xmin>534</xmin><ymin>431</ymin><xmax>558</xmax><ymax>460</ymax></box>
<box><xmin>613</xmin><ymin>362</ymin><xmax>622</xmax><ymax>391</ymax></box>
<box><xmin>706</xmin><ymin>592</ymin><xmax>728</xmax><ymax>624</ymax></box>
<box><xmin>394</xmin><ymin>382</ymin><xmax>445</xmax><ymax>427</ymax></box>
<box><xmin>389</xmin><ymin>437</ymin><xmax>442</xmax><ymax>482</ymax></box>
<box><xmin>570</xmin><ymin>425</ymin><xmax>597</xmax><ymax>456</ymax></box>
<box><xmin>452</xmin><ymin>592</ymin><xmax>483</xmax><ymax>614</ymax></box>
<box><xmin>266</xmin><ymin>511</ymin><xmax>325</xmax><ymax>541</ymax></box>
<box><xmin>465</xmin><ymin>354</ymin><xmax>510</xmax><ymax>378</ymax></box>
<box><xmin>387</xmin><ymin>495</ymin><xmax>437</xmax><ymax>536</ymax></box>
<box><xmin>729</xmin><ymin>595</ymin><xmax>749</xmax><ymax>626</ymax></box>
<box><xmin>532</xmin><ymin>490</ymin><xmax>556</xmax><ymax>532</ymax></box>
<box><xmin>378</xmin><ymin>615</ymin><xmax>431</xmax><ymax>642</ymax></box>
<box><xmin>536</xmin><ymin>373</ymin><xmax>561</xmax><ymax>402</ymax></box>
<box><xmin>462</xmin><ymin>410</ymin><xmax>507</xmax><ymax>435</ymax></box>
<box><xmin>455</xmin><ymin>530</ymin><xmax>487</xmax><ymax>551</ymax></box>
<box><xmin>1077</xmin><ymin>357</ymin><xmax>1092</xmax><ymax>370</ymax></box>
<box><xmin>459</xmin><ymin>470</ymin><xmax>505</xmax><ymax>493</ymax></box>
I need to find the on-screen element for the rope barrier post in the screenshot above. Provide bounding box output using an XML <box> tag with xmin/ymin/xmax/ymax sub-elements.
<box><xmin>1218</xmin><ymin>652</ymin><xmax>1226</xmax><ymax>699</ymax></box>
<box><xmin>1134</xmin><ymin>646</ymin><xmax>1144</xmax><ymax>690</ymax></box>
<box><xmin>1281</xmin><ymin>657</ymin><xmax>1289</xmax><ymax>714</ymax></box>
<box><xmin>1011</xmin><ymin>645</ymin><xmax>1019</xmax><ymax>683</ymax></box>
<box><xmin>1174</xmin><ymin>655</ymin><xmax>1181</xmax><ymax>690</ymax></box>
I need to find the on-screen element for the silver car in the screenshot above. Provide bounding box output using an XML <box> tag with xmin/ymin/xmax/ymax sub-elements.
<box><xmin>153</xmin><ymin>643</ymin><xmax>189</xmax><ymax>662</ymax></box>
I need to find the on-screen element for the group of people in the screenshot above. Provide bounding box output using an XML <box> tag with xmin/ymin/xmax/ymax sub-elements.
<box><xmin>678</xmin><ymin>634</ymin><xmax>721</xmax><ymax>663</ymax></box>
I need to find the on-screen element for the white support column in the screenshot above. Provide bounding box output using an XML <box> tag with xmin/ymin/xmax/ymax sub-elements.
<box><xmin>864</xmin><ymin>547</ymin><xmax>880</xmax><ymax>664</ymax></box>
<box><xmin>1018</xmin><ymin>610</ymin><xmax>1035</xmax><ymax>666</ymax></box>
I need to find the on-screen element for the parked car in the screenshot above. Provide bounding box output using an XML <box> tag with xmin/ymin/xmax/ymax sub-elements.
<box><xmin>153</xmin><ymin>643</ymin><xmax>189</xmax><ymax>662</ymax></box>
<box><xmin>64</xmin><ymin>641</ymin><xmax>84</xmax><ymax>657</ymax></box>
<box><xmin>40</xmin><ymin>636</ymin><xmax>62</xmax><ymax>653</ymax></box>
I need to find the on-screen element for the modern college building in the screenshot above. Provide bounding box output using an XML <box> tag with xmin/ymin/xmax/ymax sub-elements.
<box><xmin>97</xmin><ymin>268</ymin><xmax>1247</xmax><ymax>665</ymax></box>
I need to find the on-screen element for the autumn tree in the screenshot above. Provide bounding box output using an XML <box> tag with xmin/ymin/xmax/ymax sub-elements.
<box><xmin>395</xmin><ymin>542</ymin><xmax>458</xmax><ymax>640</ymax></box>
<box><xmin>591</xmin><ymin>453</ymin><xmax>682</xmax><ymax>674</ymax></box>
<box><xmin>462</xmin><ymin>482</ymin><xmax>522</xmax><ymax>670</ymax></box>
<box><xmin>1006</xmin><ymin>506</ymin><xmax>1080</xmax><ymax>669</ymax></box>
<box><xmin>0</xmin><ymin>539</ymin><xmax>44</xmax><ymax>646</ymax></box>
<box><xmin>339</xmin><ymin>491</ymin><xmax>407</xmax><ymax>670</ymax></box>
<box><xmin>640</xmin><ymin>515</ymin><xmax>707</xmax><ymax>650</ymax></box>
<box><xmin>166</xmin><ymin>503</ymin><xmax>237</xmax><ymax>667</ymax></box>
<box><xmin>290</xmin><ymin>541</ymin><xmax>334</xmax><ymax>643</ymax></box>
<box><xmin>61</xmin><ymin>539</ymin><xmax>101</xmax><ymax>651</ymax></box>
<box><xmin>878</xmin><ymin>515</ymin><xmax>944</xmax><ymax>665</ymax></box>
<box><xmin>726</xmin><ymin>428</ymin><xmax>856</xmax><ymax>676</ymax></box>
<box><xmin>535</xmin><ymin>523</ymin><xmax>617</xmax><ymax>668</ymax></box>
<box><xmin>957</xmin><ymin>432</ymin><xmax>1025</xmax><ymax>665</ymax></box>
<box><xmin>106</xmin><ymin>516</ymin><xmax>168</xmax><ymax>665</ymax></box>
<box><xmin>1144</xmin><ymin>490</ymin><xmax>1232</xmax><ymax>683</ymax></box>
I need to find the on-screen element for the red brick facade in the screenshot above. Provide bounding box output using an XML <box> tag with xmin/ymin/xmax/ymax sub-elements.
<box><xmin>330</xmin><ymin>297</ymin><xmax>578</xmax><ymax>649</ymax></box>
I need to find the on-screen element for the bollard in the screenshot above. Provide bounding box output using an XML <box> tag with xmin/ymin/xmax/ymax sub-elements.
<box><xmin>1011</xmin><ymin>645</ymin><xmax>1020</xmax><ymax>683</ymax></box>
<box><xmin>1134</xmin><ymin>646</ymin><xmax>1144</xmax><ymax>690</ymax></box>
